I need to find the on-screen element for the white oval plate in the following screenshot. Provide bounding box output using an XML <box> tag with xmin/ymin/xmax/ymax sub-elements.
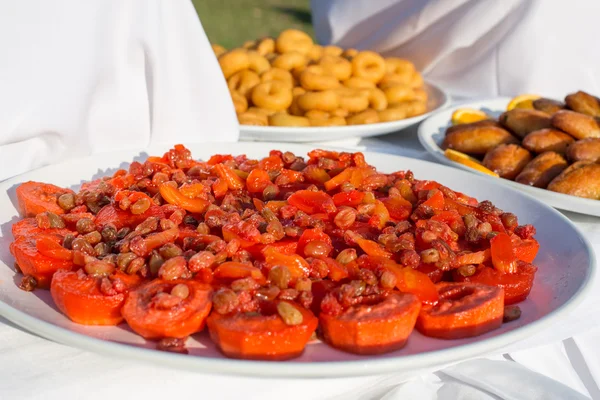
<box><xmin>240</xmin><ymin>82</ymin><xmax>450</xmax><ymax>142</ymax></box>
<box><xmin>418</xmin><ymin>98</ymin><xmax>600</xmax><ymax>217</ymax></box>
<box><xmin>0</xmin><ymin>142</ymin><xmax>595</xmax><ymax>378</ymax></box>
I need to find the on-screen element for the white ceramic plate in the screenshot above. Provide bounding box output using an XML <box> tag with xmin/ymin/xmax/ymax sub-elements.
<box><xmin>240</xmin><ymin>82</ymin><xmax>450</xmax><ymax>142</ymax></box>
<box><xmin>0</xmin><ymin>142</ymin><xmax>595</xmax><ymax>378</ymax></box>
<box><xmin>418</xmin><ymin>98</ymin><xmax>600</xmax><ymax>217</ymax></box>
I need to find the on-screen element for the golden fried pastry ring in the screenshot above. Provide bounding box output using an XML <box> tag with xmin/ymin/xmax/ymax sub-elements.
<box><xmin>219</xmin><ymin>49</ymin><xmax>250</xmax><ymax>79</ymax></box>
<box><xmin>228</xmin><ymin>70</ymin><xmax>260</xmax><ymax>98</ymax></box>
<box><xmin>299</xmin><ymin>66</ymin><xmax>340</xmax><ymax>91</ymax></box>
<box><xmin>272</xmin><ymin>52</ymin><xmax>308</xmax><ymax>71</ymax></box>
<box><xmin>247</xmin><ymin>51</ymin><xmax>271</xmax><ymax>75</ymax></box>
<box><xmin>230</xmin><ymin>90</ymin><xmax>248</xmax><ymax>114</ymax></box>
<box><xmin>268</xmin><ymin>112</ymin><xmax>311</xmax><ymax>127</ymax></box>
<box><xmin>251</xmin><ymin>81</ymin><xmax>293</xmax><ymax>111</ymax></box>
<box><xmin>352</xmin><ymin>51</ymin><xmax>386</xmax><ymax>83</ymax></box>
<box><xmin>276</xmin><ymin>29</ymin><xmax>314</xmax><ymax>55</ymax></box>
<box><xmin>297</xmin><ymin>90</ymin><xmax>340</xmax><ymax>112</ymax></box>
<box><xmin>347</xmin><ymin>109</ymin><xmax>380</xmax><ymax>125</ymax></box>
<box><xmin>335</xmin><ymin>88</ymin><xmax>370</xmax><ymax>113</ymax></box>
<box><xmin>319</xmin><ymin>55</ymin><xmax>352</xmax><ymax>81</ymax></box>
<box><xmin>261</xmin><ymin>68</ymin><xmax>294</xmax><ymax>89</ymax></box>
<box><xmin>343</xmin><ymin>77</ymin><xmax>376</xmax><ymax>89</ymax></box>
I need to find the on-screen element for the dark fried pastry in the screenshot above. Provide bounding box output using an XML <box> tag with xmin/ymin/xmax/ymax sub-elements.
<box><xmin>565</xmin><ymin>137</ymin><xmax>600</xmax><ymax>162</ymax></box>
<box><xmin>515</xmin><ymin>152</ymin><xmax>568</xmax><ymax>188</ymax></box>
<box><xmin>532</xmin><ymin>98</ymin><xmax>565</xmax><ymax>115</ymax></box>
<box><xmin>445</xmin><ymin>119</ymin><xmax>501</xmax><ymax>135</ymax></box>
<box><xmin>547</xmin><ymin>161</ymin><xmax>600</xmax><ymax>199</ymax></box>
<box><xmin>521</xmin><ymin>128</ymin><xmax>574</xmax><ymax>155</ymax></box>
<box><xmin>499</xmin><ymin>109</ymin><xmax>552</xmax><ymax>138</ymax></box>
<box><xmin>565</xmin><ymin>91</ymin><xmax>600</xmax><ymax>117</ymax></box>
<box><xmin>482</xmin><ymin>144</ymin><xmax>532</xmax><ymax>179</ymax></box>
<box><xmin>442</xmin><ymin>126</ymin><xmax>518</xmax><ymax>156</ymax></box>
<box><xmin>551</xmin><ymin>110</ymin><xmax>600</xmax><ymax>140</ymax></box>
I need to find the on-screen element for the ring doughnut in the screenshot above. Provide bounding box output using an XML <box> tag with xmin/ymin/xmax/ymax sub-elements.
<box><xmin>384</xmin><ymin>58</ymin><xmax>416</xmax><ymax>76</ymax></box>
<box><xmin>403</xmin><ymin>100</ymin><xmax>427</xmax><ymax>117</ymax></box>
<box><xmin>335</xmin><ymin>88</ymin><xmax>369</xmax><ymax>113</ymax></box>
<box><xmin>343</xmin><ymin>77</ymin><xmax>376</xmax><ymax>89</ymax></box>
<box><xmin>261</xmin><ymin>68</ymin><xmax>294</xmax><ymax>89</ymax></box>
<box><xmin>308</xmin><ymin>115</ymin><xmax>347</xmax><ymax>127</ymax></box>
<box><xmin>247</xmin><ymin>51</ymin><xmax>271</xmax><ymax>74</ymax></box>
<box><xmin>288</xmin><ymin>92</ymin><xmax>304</xmax><ymax>116</ymax></box>
<box><xmin>297</xmin><ymin>90</ymin><xmax>340</xmax><ymax>112</ymax></box>
<box><xmin>379</xmin><ymin>73</ymin><xmax>412</xmax><ymax>87</ymax></box>
<box><xmin>255</xmin><ymin>37</ymin><xmax>275</xmax><ymax>56</ymax></box>
<box><xmin>323</xmin><ymin>45</ymin><xmax>344</xmax><ymax>57</ymax></box>
<box><xmin>319</xmin><ymin>55</ymin><xmax>352</xmax><ymax>81</ymax></box>
<box><xmin>265</xmin><ymin>52</ymin><xmax>278</xmax><ymax>63</ymax></box>
<box><xmin>331</xmin><ymin>108</ymin><xmax>350</xmax><ymax>118</ymax></box>
<box><xmin>251</xmin><ymin>81</ymin><xmax>293</xmax><ymax>111</ymax></box>
<box><xmin>383</xmin><ymin>84</ymin><xmax>417</xmax><ymax>104</ymax></box>
<box><xmin>272</xmin><ymin>52</ymin><xmax>308</xmax><ymax>71</ymax></box>
<box><xmin>292</xmin><ymin>86</ymin><xmax>306</xmax><ymax>96</ymax></box>
<box><xmin>308</xmin><ymin>45</ymin><xmax>324</xmax><ymax>61</ymax></box>
<box><xmin>230</xmin><ymin>90</ymin><xmax>248</xmax><ymax>113</ymax></box>
<box><xmin>212</xmin><ymin>44</ymin><xmax>226</xmax><ymax>57</ymax></box>
<box><xmin>352</xmin><ymin>51</ymin><xmax>386</xmax><ymax>83</ymax></box>
<box><xmin>219</xmin><ymin>49</ymin><xmax>250</xmax><ymax>79</ymax></box>
<box><xmin>247</xmin><ymin>107</ymin><xmax>277</xmax><ymax>116</ymax></box>
<box><xmin>378</xmin><ymin>105</ymin><xmax>407</xmax><ymax>122</ymax></box>
<box><xmin>410</xmin><ymin>72</ymin><xmax>424</xmax><ymax>88</ymax></box>
<box><xmin>228</xmin><ymin>70</ymin><xmax>261</xmax><ymax>98</ymax></box>
<box><xmin>304</xmin><ymin>110</ymin><xmax>330</xmax><ymax>119</ymax></box>
<box><xmin>269</xmin><ymin>112</ymin><xmax>311</xmax><ymax>127</ymax></box>
<box><xmin>346</xmin><ymin>109</ymin><xmax>380</xmax><ymax>125</ymax></box>
<box><xmin>242</xmin><ymin>40</ymin><xmax>256</xmax><ymax>49</ymax></box>
<box><xmin>342</xmin><ymin>48</ymin><xmax>359</xmax><ymax>60</ymax></box>
<box><xmin>364</xmin><ymin>88</ymin><xmax>388</xmax><ymax>111</ymax></box>
<box><xmin>276</xmin><ymin>29</ymin><xmax>314</xmax><ymax>55</ymax></box>
<box><xmin>299</xmin><ymin>65</ymin><xmax>340</xmax><ymax>91</ymax></box>
<box><xmin>238</xmin><ymin>110</ymin><xmax>268</xmax><ymax>126</ymax></box>
<box><xmin>413</xmin><ymin>87</ymin><xmax>427</xmax><ymax>103</ymax></box>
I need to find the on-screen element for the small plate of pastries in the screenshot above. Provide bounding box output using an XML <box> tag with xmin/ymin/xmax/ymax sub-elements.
<box><xmin>212</xmin><ymin>29</ymin><xmax>450</xmax><ymax>142</ymax></box>
<box><xmin>418</xmin><ymin>91</ymin><xmax>600</xmax><ymax>216</ymax></box>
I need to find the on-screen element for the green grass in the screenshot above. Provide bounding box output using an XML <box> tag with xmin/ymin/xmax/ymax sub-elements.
<box><xmin>192</xmin><ymin>0</ymin><xmax>313</xmax><ymax>49</ymax></box>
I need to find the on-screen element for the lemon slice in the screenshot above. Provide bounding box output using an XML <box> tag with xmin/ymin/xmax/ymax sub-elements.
<box><xmin>451</xmin><ymin>108</ymin><xmax>489</xmax><ymax>125</ymax></box>
<box><xmin>444</xmin><ymin>149</ymin><xmax>499</xmax><ymax>177</ymax></box>
<box><xmin>506</xmin><ymin>94</ymin><xmax>541</xmax><ymax>111</ymax></box>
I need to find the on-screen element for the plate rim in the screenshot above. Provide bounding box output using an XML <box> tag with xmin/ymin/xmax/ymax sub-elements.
<box><xmin>0</xmin><ymin>142</ymin><xmax>596</xmax><ymax>378</ymax></box>
<box><xmin>417</xmin><ymin>97</ymin><xmax>600</xmax><ymax>217</ymax></box>
<box><xmin>239</xmin><ymin>82</ymin><xmax>451</xmax><ymax>141</ymax></box>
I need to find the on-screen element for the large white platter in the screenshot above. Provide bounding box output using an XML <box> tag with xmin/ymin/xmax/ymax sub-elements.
<box><xmin>0</xmin><ymin>142</ymin><xmax>595</xmax><ymax>378</ymax></box>
<box><xmin>418</xmin><ymin>97</ymin><xmax>600</xmax><ymax>217</ymax></box>
<box><xmin>240</xmin><ymin>82</ymin><xmax>450</xmax><ymax>142</ymax></box>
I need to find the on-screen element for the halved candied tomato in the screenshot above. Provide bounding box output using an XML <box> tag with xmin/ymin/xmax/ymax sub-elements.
<box><xmin>95</xmin><ymin>204</ymin><xmax>165</xmax><ymax>230</ymax></box>
<box><xmin>10</xmin><ymin>234</ymin><xmax>74</xmax><ymax>288</ymax></box>
<box><xmin>416</xmin><ymin>282</ymin><xmax>504</xmax><ymax>339</ymax></box>
<box><xmin>263</xmin><ymin>247</ymin><xmax>310</xmax><ymax>279</ymax></box>
<box><xmin>287</xmin><ymin>190</ymin><xmax>336</xmax><ymax>214</ymax></box>
<box><xmin>490</xmin><ymin>232</ymin><xmax>517</xmax><ymax>273</ymax></box>
<box><xmin>319</xmin><ymin>293</ymin><xmax>421</xmax><ymax>354</ymax></box>
<box><xmin>16</xmin><ymin>181</ymin><xmax>72</xmax><ymax>217</ymax></box>
<box><xmin>511</xmin><ymin>235</ymin><xmax>539</xmax><ymax>263</ymax></box>
<box><xmin>332</xmin><ymin>190</ymin><xmax>365</xmax><ymax>207</ymax></box>
<box><xmin>381</xmin><ymin>196</ymin><xmax>412</xmax><ymax>221</ymax></box>
<box><xmin>246</xmin><ymin>241</ymin><xmax>298</xmax><ymax>261</ymax></box>
<box><xmin>296</xmin><ymin>228</ymin><xmax>332</xmax><ymax>257</ymax></box>
<box><xmin>213</xmin><ymin>262</ymin><xmax>266</xmax><ymax>285</ymax></box>
<box><xmin>455</xmin><ymin>261</ymin><xmax>537</xmax><ymax>304</ymax></box>
<box><xmin>11</xmin><ymin>218</ymin><xmax>72</xmax><ymax>240</ymax></box>
<box><xmin>246</xmin><ymin>168</ymin><xmax>271</xmax><ymax>193</ymax></box>
<box><xmin>51</xmin><ymin>269</ymin><xmax>142</xmax><ymax>325</ymax></box>
<box><xmin>207</xmin><ymin>301</ymin><xmax>318</xmax><ymax>360</ymax></box>
<box><xmin>121</xmin><ymin>279</ymin><xmax>213</xmax><ymax>339</ymax></box>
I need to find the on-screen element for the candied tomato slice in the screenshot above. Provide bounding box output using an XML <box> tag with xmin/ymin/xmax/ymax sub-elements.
<box><xmin>490</xmin><ymin>232</ymin><xmax>518</xmax><ymax>273</ymax></box>
<box><xmin>159</xmin><ymin>184</ymin><xmax>209</xmax><ymax>213</ymax></box>
<box><xmin>455</xmin><ymin>261</ymin><xmax>537</xmax><ymax>305</ymax></box>
<box><xmin>207</xmin><ymin>301</ymin><xmax>318</xmax><ymax>360</ymax></box>
<box><xmin>296</xmin><ymin>228</ymin><xmax>332</xmax><ymax>257</ymax></box>
<box><xmin>287</xmin><ymin>190</ymin><xmax>336</xmax><ymax>214</ymax></box>
<box><xmin>246</xmin><ymin>168</ymin><xmax>271</xmax><ymax>193</ymax></box>
<box><xmin>222</xmin><ymin>220</ymin><xmax>261</xmax><ymax>248</ymax></box>
<box><xmin>416</xmin><ymin>282</ymin><xmax>504</xmax><ymax>339</ymax></box>
<box><xmin>10</xmin><ymin>234</ymin><xmax>74</xmax><ymax>288</ymax></box>
<box><xmin>421</xmin><ymin>189</ymin><xmax>445</xmax><ymax>210</ymax></box>
<box><xmin>16</xmin><ymin>181</ymin><xmax>72</xmax><ymax>217</ymax></box>
<box><xmin>258</xmin><ymin>154</ymin><xmax>284</xmax><ymax>171</ymax></box>
<box><xmin>95</xmin><ymin>204</ymin><xmax>165</xmax><ymax>230</ymax></box>
<box><xmin>264</xmin><ymin>247</ymin><xmax>310</xmax><ymax>279</ymax></box>
<box><xmin>319</xmin><ymin>293</ymin><xmax>421</xmax><ymax>355</ymax></box>
<box><xmin>51</xmin><ymin>270</ymin><xmax>142</xmax><ymax>325</ymax></box>
<box><xmin>246</xmin><ymin>241</ymin><xmax>298</xmax><ymax>261</ymax></box>
<box><xmin>121</xmin><ymin>280</ymin><xmax>213</xmax><ymax>339</ymax></box>
<box><xmin>11</xmin><ymin>218</ymin><xmax>72</xmax><ymax>240</ymax></box>
<box><xmin>213</xmin><ymin>262</ymin><xmax>266</xmax><ymax>285</ymax></box>
<box><xmin>381</xmin><ymin>196</ymin><xmax>412</xmax><ymax>221</ymax></box>
<box><xmin>431</xmin><ymin>210</ymin><xmax>465</xmax><ymax>236</ymax></box>
<box><xmin>511</xmin><ymin>235</ymin><xmax>540</xmax><ymax>263</ymax></box>
<box><xmin>213</xmin><ymin>164</ymin><xmax>245</xmax><ymax>190</ymax></box>
<box><xmin>332</xmin><ymin>190</ymin><xmax>364</xmax><ymax>207</ymax></box>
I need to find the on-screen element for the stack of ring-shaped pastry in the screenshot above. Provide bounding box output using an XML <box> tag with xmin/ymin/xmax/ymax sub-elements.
<box><xmin>213</xmin><ymin>29</ymin><xmax>428</xmax><ymax>127</ymax></box>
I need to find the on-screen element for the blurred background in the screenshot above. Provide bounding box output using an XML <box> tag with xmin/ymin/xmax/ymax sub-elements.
<box><xmin>192</xmin><ymin>0</ymin><xmax>314</xmax><ymax>49</ymax></box>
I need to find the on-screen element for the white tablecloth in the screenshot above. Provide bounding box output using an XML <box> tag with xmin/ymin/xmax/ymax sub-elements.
<box><xmin>1</xmin><ymin>125</ymin><xmax>599</xmax><ymax>400</ymax></box>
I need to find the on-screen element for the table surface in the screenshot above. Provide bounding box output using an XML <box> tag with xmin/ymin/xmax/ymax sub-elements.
<box><xmin>1</xmin><ymin>123</ymin><xmax>599</xmax><ymax>400</ymax></box>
